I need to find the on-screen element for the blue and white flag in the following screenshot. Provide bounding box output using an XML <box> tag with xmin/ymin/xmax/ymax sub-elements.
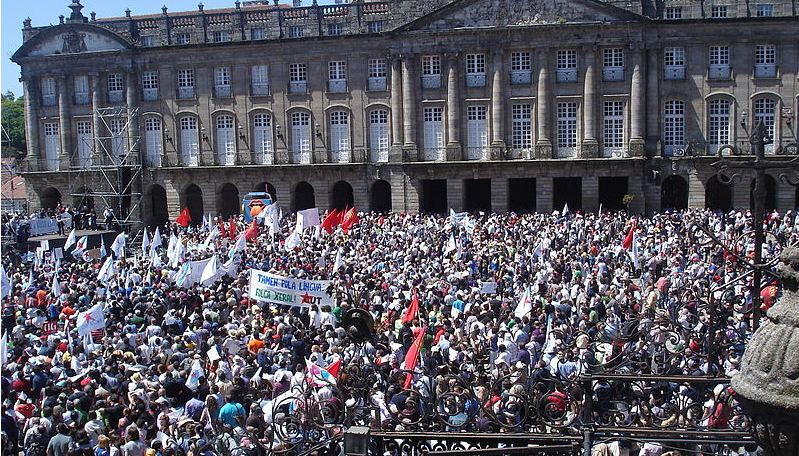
<box><xmin>97</xmin><ymin>257</ymin><xmax>116</xmax><ymax>284</ymax></box>
<box><xmin>1</xmin><ymin>266</ymin><xmax>11</xmax><ymax>298</ymax></box>
<box><xmin>175</xmin><ymin>262</ymin><xmax>191</xmax><ymax>287</ymax></box>
<box><xmin>64</xmin><ymin>229</ymin><xmax>77</xmax><ymax>251</ymax></box>
<box><xmin>72</xmin><ymin>236</ymin><xmax>89</xmax><ymax>258</ymax></box>
<box><xmin>99</xmin><ymin>237</ymin><xmax>108</xmax><ymax>258</ymax></box>
<box><xmin>185</xmin><ymin>359</ymin><xmax>205</xmax><ymax>390</ymax></box>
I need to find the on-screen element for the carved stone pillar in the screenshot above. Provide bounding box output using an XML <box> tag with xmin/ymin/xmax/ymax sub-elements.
<box><xmin>126</xmin><ymin>71</ymin><xmax>140</xmax><ymax>161</ymax></box>
<box><xmin>446</xmin><ymin>53</ymin><xmax>461</xmax><ymax>161</ymax></box>
<box><xmin>534</xmin><ymin>49</ymin><xmax>552</xmax><ymax>159</ymax></box>
<box><xmin>22</xmin><ymin>78</ymin><xmax>40</xmax><ymax>167</ymax></box>
<box><xmin>90</xmin><ymin>73</ymin><xmax>102</xmax><ymax>161</ymax></box>
<box><xmin>645</xmin><ymin>44</ymin><xmax>660</xmax><ymax>156</ymax></box>
<box><xmin>389</xmin><ymin>56</ymin><xmax>403</xmax><ymax>162</ymax></box>
<box><xmin>490</xmin><ymin>50</ymin><xmax>505</xmax><ymax>160</ymax></box>
<box><xmin>581</xmin><ymin>46</ymin><xmax>598</xmax><ymax>158</ymax></box>
<box><xmin>57</xmin><ymin>76</ymin><xmax>72</xmax><ymax>169</ymax></box>
<box><xmin>629</xmin><ymin>44</ymin><xmax>645</xmax><ymax>157</ymax></box>
<box><xmin>401</xmin><ymin>54</ymin><xmax>417</xmax><ymax>160</ymax></box>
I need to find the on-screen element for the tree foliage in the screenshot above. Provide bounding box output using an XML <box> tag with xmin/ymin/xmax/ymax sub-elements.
<box><xmin>2</xmin><ymin>92</ymin><xmax>26</xmax><ymax>158</ymax></box>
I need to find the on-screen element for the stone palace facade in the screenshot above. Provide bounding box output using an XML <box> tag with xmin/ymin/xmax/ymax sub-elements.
<box><xmin>11</xmin><ymin>0</ymin><xmax>799</xmax><ymax>225</ymax></box>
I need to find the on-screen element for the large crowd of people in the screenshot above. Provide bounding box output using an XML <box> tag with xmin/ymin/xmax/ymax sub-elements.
<box><xmin>1</xmin><ymin>205</ymin><xmax>795</xmax><ymax>456</ymax></box>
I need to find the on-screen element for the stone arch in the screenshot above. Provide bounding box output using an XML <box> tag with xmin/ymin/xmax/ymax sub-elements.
<box><xmin>660</xmin><ymin>175</ymin><xmax>688</xmax><ymax>211</ymax></box>
<box><xmin>148</xmin><ymin>184</ymin><xmax>169</xmax><ymax>228</ymax></box>
<box><xmin>217</xmin><ymin>183</ymin><xmax>241</xmax><ymax>219</ymax></box>
<box><xmin>330</xmin><ymin>180</ymin><xmax>354</xmax><ymax>210</ymax></box>
<box><xmin>750</xmin><ymin>174</ymin><xmax>777</xmax><ymax>212</ymax></box>
<box><xmin>293</xmin><ymin>181</ymin><xmax>315</xmax><ymax>212</ymax></box>
<box><xmin>705</xmin><ymin>175</ymin><xmax>732</xmax><ymax>212</ymax></box>
<box><xmin>370</xmin><ymin>180</ymin><xmax>392</xmax><ymax>213</ymax></box>
<box><xmin>254</xmin><ymin>182</ymin><xmax>278</xmax><ymax>202</ymax></box>
<box><xmin>40</xmin><ymin>187</ymin><xmax>61</xmax><ymax>210</ymax></box>
<box><xmin>183</xmin><ymin>184</ymin><xmax>204</xmax><ymax>225</ymax></box>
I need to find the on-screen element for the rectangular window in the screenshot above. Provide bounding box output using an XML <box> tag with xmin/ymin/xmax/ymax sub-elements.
<box><xmin>511</xmin><ymin>104</ymin><xmax>532</xmax><ymax>156</ymax></box>
<box><xmin>603</xmin><ymin>100</ymin><xmax>625</xmax><ymax>157</ymax></box>
<box><xmin>510</xmin><ymin>51</ymin><xmax>532</xmax><ymax>84</ymax></box>
<box><xmin>177</xmin><ymin>69</ymin><xmax>195</xmax><ymax>99</ymax></box>
<box><xmin>288</xmin><ymin>26</ymin><xmax>303</xmax><ymax>38</ymax></box>
<box><xmin>709</xmin><ymin>46</ymin><xmax>731</xmax><ymax>79</ymax></box>
<box><xmin>44</xmin><ymin>122</ymin><xmax>60</xmax><ymax>171</ymax></box>
<box><xmin>602</xmin><ymin>48</ymin><xmax>624</xmax><ymax>81</ymax></box>
<box><xmin>711</xmin><ymin>5</ymin><xmax>728</xmax><ymax>18</ymax></box>
<box><xmin>110</xmin><ymin>118</ymin><xmax>126</xmax><ymax>163</ymax></box>
<box><xmin>367</xmin><ymin>20</ymin><xmax>384</xmax><ymax>33</ymax></box>
<box><xmin>215</xmin><ymin>115</ymin><xmax>236</xmax><ymax>166</ymax></box>
<box><xmin>289</xmin><ymin>63</ymin><xmax>308</xmax><ymax>94</ymax></box>
<box><xmin>756</xmin><ymin>3</ymin><xmax>774</xmax><ymax>16</ymax></box>
<box><xmin>663</xmin><ymin>100</ymin><xmax>685</xmax><ymax>156</ymax></box>
<box><xmin>253</xmin><ymin>113</ymin><xmax>273</xmax><ymax>164</ymax></box>
<box><xmin>141</xmin><ymin>71</ymin><xmax>159</xmax><ymax>101</ymax></box>
<box><xmin>422</xmin><ymin>55</ymin><xmax>442</xmax><ymax>89</ymax></box>
<box><xmin>251</xmin><ymin>28</ymin><xmax>265</xmax><ymax>40</ymax></box>
<box><xmin>466</xmin><ymin>105</ymin><xmax>488</xmax><ymax>160</ymax></box>
<box><xmin>107</xmin><ymin>73</ymin><xmax>124</xmax><ymax>103</ymax></box>
<box><xmin>557</xmin><ymin>102</ymin><xmax>578</xmax><ymax>157</ymax></box>
<box><xmin>665</xmin><ymin>6</ymin><xmax>682</xmax><ymax>18</ymax></box>
<box><xmin>180</xmin><ymin>117</ymin><xmax>199</xmax><ymax>166</ymax></box>
<box><xmin>41</xmin><ymin>77</ymin><xmax>57</xmax><ymax>106</ymax></box>
<box><xmin>140</xmin><ymin>35</ymin><xmax>155</xmax><ymax>47</ymax></box>
<box><xmin>291</xmin><ymin>112</ymin><xmax>311</xmax><ymax>163</ymax></box>
<box><xmin>368</xmin><ymin>58</ymin><xmax>387</xmax><ymax>91</ymax></box>
<box><xmin>251</xmin><ymin>65</ymin><xmax>269</xmax><ymax>96</ymax></box>
<box><xmin>754</xmin><ymin>98</ymin><xmax>776</xmax><ymax>152</ymax></box>
<box><xmin>664</xmin><ymin>47</ymin><xmax>686</xmax><ymax>80</ymax></box>
<box><xmin>422</xmin><ymin>107</ymin><xmax>444</xmax><ymax>161</ymax></box>
<box><xmin>144</xmin><ymin>117</ymin><xmax>163</xmax><ymax>167</ymax></box>
<box><xmin>75</xmin><ymin>121</ymin><xmax>92</xmax><ymax>168</ymax></box>
<box><xmin>755</xmin><ymin>44</ymin><xmax>777</xmax><ymax>78</ymax></box>
<box><xmin>708</xmin><ymin>98</ymin><xmax>730</xmax><ymax>154</ymax></box>
<box><xmin>328</xmin><ymin>61</ymin><xmax>347</xmax><ymax>93</ymax></box>
<box><xmin>212</xmin><ymin>30</ymin><xmax>231</xmax><ymax>43</ymax></box>
<box><xmin>327</xmin><ymin>23</ymin><xmax>342</xmax><ymax>36</ymax></box>
<box><xmin>177</xmin><ymin>33</ymin><xmax>191</xmax><ymax>45</ymax></box>
<box><xmin>214</xmin><ymin>67</ymin><xmax>231</xmax><ymax>97</ymax></box>
<box><xmin>465</xmin><ymin>53</ymin><xmax>486</xmax><ymax>87</ymax></box>
<box><xmin>556</xmin><ymin>50</ymin><xmax>578</xmax><ymax>83</ymax></box>
<box><xmin>73</xmin><ymin>75</ymin><xmax>89</xmax><ymax>105</ymax></box>
<box><xmin>329</xmin><ymin>111</ymin><xmax>350</xmax><ymax>163</ymax></box>
<box><xmin>369</xmin><ymin>110</ymin><xmax>389</xmax><ymax>162</ymax></box>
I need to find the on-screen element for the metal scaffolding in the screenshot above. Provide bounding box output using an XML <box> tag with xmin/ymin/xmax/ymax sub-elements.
<box><xmin>68</xmin><ymin>106</ymin><xmax>143</xmax><ymax>232</ymax></box>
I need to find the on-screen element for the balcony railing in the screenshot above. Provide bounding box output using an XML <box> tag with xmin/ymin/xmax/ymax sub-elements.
<box><xmin>367</xmin><ymin>76</ymin><xmax>387</xmax><ymax>91</ymax></box>
<box><xmin>42</xmin><ymin>94</ymin><xmax>57</xmax><ymax>106</ymax></box>
<box><xmin>510</xmin><ymin>69</ymin><xmax>532</xmax><ymax>84</ymax></box>
<box><xmin>327</xmin><ymin>79</ymin><xmax>347</xmax><ymax>93</ymax></box>
<box><xmin>177</xmin><ymin>86</ymin><xmax>195</xmax><ymax>99</ymax></box>
<box><xmin>108</xmin><ymin>90</ymin><xmax>124</xmax><ymax>103</ymax></box>
<box><xmin>754</xmin><ymin>63</ymin><xmax>777</xmax><ymax>78</ymax></box>
<box><xmin>142</xmin><ymin>88</ymin><xmax>159</xmax><ymax>101</ymax></box>
<box><xmin>421</xmin><ymin>147</ymin><xmax>445</xmax><ymax>161</ymax></box>
<box><xmin>74</xmin><ymin>93</ymin><xmax>89</xmax><ymax>105</ymax></box>
<box><xmin>251</xmin><ymin>83</ymin><xmax>270</xmax><ymax>96</ymax></box>
<box><xmin>708</xmin><ymin>64</ymin><xmax>731</xmax><ymax>80</ymax></box>
<box><xmin>421</xmin><ymin>74</ymin><xmax>441</xmax><ymax>89</ymax></box>
<box><xmin>289</xmin><ymin>81</ymin><xmax>308</xmax><ymax>94</ymax></box>
<box><xmin>602</xmin><ymin>67</ymin><xmax>624</xmax><ymax>81</ymax></box>
<box><xmin>465</xmin><ymin>146</ymin><xmax>487</xmax><ymax>160</ymax></box>
<box><xmin>214</xmin><ymin>85</ymin><xmax>232</xmax><ymax>98</ymax></box>
<box><xmin>555</xmin><ymin>146</ymin><xmax>577</xmax><ymax>158</ymax></box>
<box><xmin>556</xmin><ymin>68</ymin><xmax>578</xmax><ymax>83</ymax></box>
<box><xmin>465</xmin><ymin>73</ymin><xmax>486</xmax><ymax>88</ymax></box>
<box><xmin>664</xmin><ymin>65</ymin><xmax>685</xmax><ymax>80</ymax></box>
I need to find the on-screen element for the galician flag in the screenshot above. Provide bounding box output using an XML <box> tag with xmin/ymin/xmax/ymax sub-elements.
<box><xmin>200</xmin><ymin>256</ymin><xmax>218</xmax><ymax>285</ymax></box>
<box><xmin>185</xmin><ymin>359</ymin><xmax>205</xmax><ymax>390</ymax></box>
<box><xmin>97</xmin><ymin>256</ymin><xmax>116</xmax><ymax>284</ymax></box>
<box><xmin>514</xmin><ymin>287</ymin><xmax>532</xmax><ymax>319</ymax></box>
<box><xmin>305</xmin><ymin>359</ymin><xmax>336</xmax><ymax>386</ymax></box>
<box><xmin>76</xmin><ymin>303</ymin><xmax>105</xmax><ymax>337</ymax></box>
<box><xmin>64</xmin><ymin>229</ymin><xmax>77</xmax><ymax>251</ymax></box>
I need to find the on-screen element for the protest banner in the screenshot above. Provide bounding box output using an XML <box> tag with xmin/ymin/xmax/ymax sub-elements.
<box><xmin>248</xmin><ymin>268</ymin><xmax>333</xmax><ymax>308</ymax></box>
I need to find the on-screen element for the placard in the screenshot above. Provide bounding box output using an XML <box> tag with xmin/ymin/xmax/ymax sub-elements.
<box><xmin>479</xmin><ymin>281</ymin><xmax>497</xmax><ymax>294</ymax></box>
<box><xmin>248</xmin><ymin>269</ymin><xmax>333</xmax><ymax>308</ymax></box>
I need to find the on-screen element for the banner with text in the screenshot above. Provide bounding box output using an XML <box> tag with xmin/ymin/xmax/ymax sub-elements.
<box><xmin>248</xmin><ymin>269</ymin><xmax>333</xmax><ymax>308</ymax></box>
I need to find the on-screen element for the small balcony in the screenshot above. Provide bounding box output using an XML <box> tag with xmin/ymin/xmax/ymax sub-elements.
<box><xmin>664</xmin><ymin>66</ymin><xmax>685</xmax><ymax>80</ymax></box>
<box><xmin>108</xmin><ymin>90</ymin><xmax>124</xmax><ymax>103</ymax></box>
<box><xmin>708</xmin><ymin>64</ymin><xmax>731</xmax><ymax>80</ymax></box>
<box><xmin>510</xmin><ymin>70</ymin><xmax>532</xmax><ymax>85</ymax></box>
<box><xmin>421</xmin><ymin>74</ymin><xmax>441</xmax><ymax>89</ymax></box>
<box><xmin>603</xmin><ymin>67</ymin><xmax>624</xmax><ymax>82</ymax></box>
<box><xmin>214</xmin><ymin>85</ymin><xmax>232</xmax><ymax>98</ymax></box>
<box><xmin>328</xmin><ymin>79</ymin><xmax>347</xmax><ymax>93</ymax></box>
<box><xmin>42</xmin><ymin>94</ymin><xmax>57</xmax><ymax>106</ymax></box>
<box><xmin>556</xmin><ymin>68</ymin><xmax>578</xmax><ymax>83</ymax></box>
<box><xmin>251</xmin><ymin>82</ymin><xmax>270</xmax><ymax>96</ymax></box>
<box><xmin>74</xmin><ymin>93</ymin><xmax>89</xmax><ymax>105</ymax></box>
<box><xmin>142</xmin><ymin>88</ymin><xmax>159</xmax><ymax>101</ymax></box>
<box><xmin>466</xmin><ymin>73</ymin><xmax>486</xmax><ymax>88</ymax></box>
<box><xmin>367</xmin><ymin>76</ymin><xmax>387</xmax><ymax>91</ymax></box>
<box><xmin>754</xmin><ymin>64</ymin><xmax>777</xmax><ymax>79</ymax></box>
<box><xmin>289</xmin><ymin>80</ymin><xmax>308</xmax><ymax>94</ymax></box>
<box><xmin>177</xmin><ymin>86</ymin><xmax>195</xmax><ymax>99</ymax></box>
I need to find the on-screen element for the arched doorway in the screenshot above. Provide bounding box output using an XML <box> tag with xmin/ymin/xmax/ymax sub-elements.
<box><xmin>40</xmin><ymin>187</ymin><xmax>61</xmax><ymax>210</ymax></box>
<box><xmin>705</xmin><ymin>176</ymin><xmax>732</xmax><ymax>212</ymax></box>
<box><xmin>750</xmin><ymin>174</ymin><xmax>777</xmax><ymax>212</ymax></box>
<box><xmin>464</xmin><ymin>179</ymin><xmax>491</xmax><ymax>212</ymax></box>
<box><xmin>420</xmin><ymin>179</ymin><xmax>447</xmax><ymax>214</ymax></box>
<box><xmin>149</xmin><ymin>184</ymin><xmax>169</xmax><ymax>228</ymax></box>
<box><xmin>661</xmin><ymin>175</ymin><xmax>688</xmax><ymax>211</ymax></box>
<box><xmin>294</xmin><ymin>182</ymin><xmax>315</xmax><ymax>212</ymax></box>
<box><xmin>330</xmin><ymin>181</ymin><xmax>354</xmax><ymax>210</ymax></box>
<box><xmin>184</xmin><ymin>184</ymin><xmax>204</xmax><ymax>225</ymax></box>
<box><xmin>73</xmin><ymin>186</ymin><xmax>94</xmax><ymax>211</ymax></box>
<box><xmin>370</xmin><ymin>180</ymin><xmax>392</xmax><ymax>212</ymax></box>
<box><xmin>218</xmin><ymin>183</ymin><xmax>241</xmax><ymax>219</ymax></box>
<box><xmin>254</xmin><ymin>182</ymin><xmax>278</xmax><ymax>202</ymax></box>
<box><xmin>553</xmin><ymin>177</ymin><xmax>582</xmax><ymax>212</ymax></box>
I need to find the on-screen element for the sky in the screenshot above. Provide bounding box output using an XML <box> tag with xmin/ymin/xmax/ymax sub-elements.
<box><xmin>1</xmin><ymin>0</ymin><xmax>335</xmax><ymax>97</ymax></box>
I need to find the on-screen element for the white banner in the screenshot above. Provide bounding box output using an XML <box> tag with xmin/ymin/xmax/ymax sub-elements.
<box><xmin>184</xmin><ymin>257</ymin><xmax>239</xmax><ymax>287</ymax></box>
<box><xmin>248</xmin><ymin>269</ymin><xmax>333</xmax><ymax>308</ymax></box>
<box><xmin>29</xmin><ymin>218</ymin><xmax>59</xmax><ymax>236</ymax></box>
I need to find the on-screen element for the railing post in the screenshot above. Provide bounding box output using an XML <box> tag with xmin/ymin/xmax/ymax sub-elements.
<box><xmin>581</xmin><ymin>375</ymin><xmax>593</xmax><ymax>456</ymax></box>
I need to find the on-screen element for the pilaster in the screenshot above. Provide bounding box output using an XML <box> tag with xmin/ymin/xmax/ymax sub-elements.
<box><xmin>389</xmin><ymin>56</ymin><xmax>404</xmax><ymax>162</ymax></box>
<box><xmin>535</xmin><ymin>49</ymin><xmax>552</xmax><ymax>159</ymax></box>
<box><xmin>490</xmin><ymin>50</ymin><xmax>505</xmax><ymax>160</ymax></box>
<box><xmin>446</xmin><ymin>179</ymin><xmax>463</xmax><ymax>212</ymax></box>
<box><xmin>581</xmin><ymin>46</ymin><xmax>599</xmax><ymax>159</ymax></box>
<box><xmin>583</xmin><ymin>175</ymin><xmax>599</xmax><ymax>213</ymax></box>
<box><xmin>687</xmin><ymin>171</ymin><xmax>706</xmax><ymax>209</ymax></box>
<box><xmin>490</xmin><ymin>178</ymin><xmax>508</xmax><ymax>213</ymax></box>
<box><xmin>536</xmin><ymin>176</ymin><xmax>553</xmax><ymax>214</ymax></box>
<box><xmin>629</xmin><ymin>44</ymin><xmax>645</xmax><ymax>157</ymax></box>
<box><xmin>22</xmin><ymin>78</ymin><xmax>40</xmax><ymax>166</ymax></box>
<box><xmin>446</xmin><ymin>53</ymin><xmax>462</xmax><ymax>160</ymax></box>
<box><xmin>57</xmin><ymin>75</ymin><xmax>72</xmax><ymax>169</ymax></box>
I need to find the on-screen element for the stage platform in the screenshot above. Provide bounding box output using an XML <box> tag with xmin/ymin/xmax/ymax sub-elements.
<box><xmin>26</xmin><ymin>229</ymin><xmax>118</xmax><ymax>253</ymax></box>
<box><xmin>28</xmin><ymin>229</ymin><xmax>116</xmax><ymax>243</ymax></box>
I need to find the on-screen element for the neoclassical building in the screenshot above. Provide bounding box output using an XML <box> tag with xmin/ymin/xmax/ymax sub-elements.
<box><xmin>12</xmin><ymin>0</ymin><xmax>799</xmax><ymax>226</ymax></box>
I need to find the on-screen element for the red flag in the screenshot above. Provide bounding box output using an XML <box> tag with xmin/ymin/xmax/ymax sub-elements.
<box><xmin>228</xmin><ymin>216</ymin><xmax>237</xmax><ymax>240</ymax></box>
<box><xmin>341</xmin><ymin>207</ymin><xmax>360</xmax><ymax>233</ymax></box>
<box><xmin>218</xmin><ymin>218</ymin><xmax>227</xmax><ymax>239</ymax></box>
<box><xmin>621</xmin><ymin>222</ymin><xmax>635</xmax><ymax>250</ymax></box>
<box><xmin>321</xmin><ymin>209</ymin><xmax>342</xmax><ymax>234</ymax></box>
<box><xmin>403</xmin><ymin>326</ymin><xmax>427</xmax><ymax>389</ymax></box>
<box><xmin>245</xmin><ymin>220</ymin><xmax>258</xmax><ymax>241</ymax></box>
<box><xmin>176</xmin><ymin>208</ymin><xmax>192</xmax><ymax>227</ymax></box>
<box><xmin>327</xmin><ymin>358</ymin><xmax>342</xmax><ymax>378</ymax></box>
<box><xmin>401</xmin><ymin>293</ymin><xmax>419</xmax><ymax>324</ymax></box>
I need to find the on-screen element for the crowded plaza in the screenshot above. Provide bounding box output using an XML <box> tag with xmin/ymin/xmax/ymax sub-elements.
<box><xmin>1</xmin><ymin>203</ymin><xmax>795</xmax><ymax>456</ymax></box>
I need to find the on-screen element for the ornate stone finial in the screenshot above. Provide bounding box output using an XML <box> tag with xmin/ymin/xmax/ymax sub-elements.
<box><xmin>235</xmin><ymin>0</ymin><xmax>241</xmax><ymax>9</ymax></box>
<box><xmin>273</xmin><ymin>0</ymin><xmax>279</xmax><ymax>5</ymax></box>
<box><xmin>59</xmin><ymin>15</ymin><xmax>65</xmax><ymax>24</ymax></box>
<box><xmin>162</xmin><ymin>5</ymin><xmax>168</xmax><ymax>15</ymax></box>
<box><xmin>90</xmin><ymin>12</ymin><xmax>96</xmax><ymax>21</ymax></box>
<box><xmin>23</xmin><ymin>17</ymin><xmax>32</xmax><ymax>28</ymax></box>
<box><xmin>67</xmin><ymin>0</ymin><xmax>86</xmax><ymax>22</ymax></box>
<box><xmin>312</xmin><ymin>0</ymin><xmax>318</xmax><ymax>6</ymax></box>
<box><xmin>125</xmin><ymin>8</ymin><xmax>131</xmax><ymax>18</ymax></box>
<box><xmin>732</xmin><ymin>246</ymin><xmax>799</xmax><ymax>455</ymax></box>
<box><xmin>198</xmin><ymin>2</ymin><xmax>204</xmax><ymax>12</ymax></box>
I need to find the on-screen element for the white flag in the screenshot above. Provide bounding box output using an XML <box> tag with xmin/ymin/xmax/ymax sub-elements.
<box><xmin>562</xmin><ymin>202</ymin><xmax>570</xmax><ymax>217</ymax></box>
<box><xmin>296</xmin><ymin>208</ymin><xmax>320</xmax><ymax>231</ymax></box>
<box><xmin>0</xmin><ymin>333</ymin><xmax>7</xmax><ymax>365</ymax></box>
<box><xmin>201</xmin><ymin>227</ymin><xmax>219</xmax><ymax>250</ymax></box>
<box><xmin>0</xmin><ymin>266</ymin><xmax>10</xmax><ymax>298</ymax></box>
<box><xmin>72</xmin><ymin>236</ymin><xmax>89</xmax><ymax>257</ymax></box>
<box><xmin>83</xmin><ymin>331</ymin><xmax>93</xmax><ymax>354</ymax></box>
<box><xmin>150</xmin><ymin>247</ymin><xmax>162</xmax><ymax>268</ymax></box>
<box><xmin>175</xmin><ymin>262</ymin><xmax>191</xmax><ymax>287</ymax></box>
<box><xmin>200</xmin><ymin>256</ymin><xmax>218</xmax><ymax>285</ymax></box>
<box><xmin>185</xmin><ymin>359</ymin><xmax>205</xmax><ymax>390</ymax></box>
<box><xmin>598</xmin><ymin>203</ymin><xmax>603</xmax><ymax>216</ymax></box>
<box><xmin>229</xmin><ymin>233</ymin><xmax>246</xmax><ymax>260</ymax></box>
<box><xmin>64</xmin><ymin>229</ymin><xmax>77</xmax><ymax>251</ymax></box>
<box><xmin>333</xmin><ymin>248</ymin><xmax>344</xmax><ymax>271</ymax></box>
<box><xmin>514</xmin><ymin>288</ymin><xmax>532</xmax><ymax>319</ymax></box>
<box><xmin>76</xmin><ymin>303</ymin><xmax>105</xmax><ymax>337</ymax></box>
<box><xmin>97</xmin><ymin>257</ymin><xmax>116</xmax><ymax>284</ymax></box>
<box><xmin>141</xmin><ymin>229</ymin><xmax>150</xmax><ymax>253</ymax></box>
<box><xmin>445</xmin><ymin>235</ymin><xmax>457</xmax><ymax>254</ymax></box>
<box><xmin>151</xmin><ymin>227</ymin><xmax>163</xmax><ymax>251</ymax></box>
<box><xmin>51</xmin><ymin>273</ymin><xmax>60</xmax><ymax>297</ymax></box>
<box><xmin>166</xmin><ymin>233</ymin><xmax>178</xmax><ymax>259</ymax></box>
<box><xmin>99</xmin><ymin>238</ymin><xmax>107</xmax><ymax>258</ymax></box>
<box><xmin>285</xmin><ymin>230</ymin><xmax>301</xmax><ymax>250</ymax></box>
<box><xmin>630</xmin><ymin>232</ymin><xmax>640</xmax><ymax>270</ymax></box>
<box><xmin>110</xmin><ymin>233</ymin><xmax>126</xmax><ymax>258</ymax></box>
<box><xmin>24</xmin><ymin>269</ymin><xmax>33</xmax><ymax>289</ymax></box>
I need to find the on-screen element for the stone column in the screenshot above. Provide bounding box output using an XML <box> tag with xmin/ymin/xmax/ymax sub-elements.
<box><xmin>535</xmin><ymin>49</ymin><xmax>552</xmax><ymax>159</ymax></box>
<box><xmin>645</xmin><ymin>45</ymin><xmax>660</xmax><ymax>156</ymax></box>
<box><xmin>57</xmin><ymin>75</ymin><xmax>72</xmax><ymax>169</ymax></box>
<box><xmin>536</xmin><ymin>176</ymin><xmax>553</xmax><ymax>214</ymax></box>
<box><xmin>687</xmin><ymin>171</ymin><xmax>705</xmax><ymax>209</ymax></box>
<box><xmin>490</xmin><ymin>50</ymin><xmax>505</xmax><ymax>160</ymax></box>
<box><xmin>401</xmin><ymin>55</ymin><xmax>417</xmax><ymax>158</ymax></box>
<box><xmin>389</xmin><ymin>56</ymin><xmax>403</xmax><ymax>161</ymax></box>
<box><xmin>126</xmin><ymin>71</ymin><xmax>140</xmax><ymax>162</ymax></box>
<box><xmin>446</xmin><ymin>53</ymin><xmax>461</xmax><ymax>160</ymax></box>
<box><xmin>629</xmin><ymin>44</ymin><xmax>645</xmax><ymax>156</ymax></box>
<box><xmin>581</xmin><ymin>46</ymin><xmax>598</xmax><ymax>158</ymax></box>
<box><xmin>90</xmin><ymin>73</ymin><xmax>102</xmax><ymax>161</ymax></box>
<box><xmin>22</xmin><ymin>78</ymin><xmax>40</xmax><ymax>168</ymax></box>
